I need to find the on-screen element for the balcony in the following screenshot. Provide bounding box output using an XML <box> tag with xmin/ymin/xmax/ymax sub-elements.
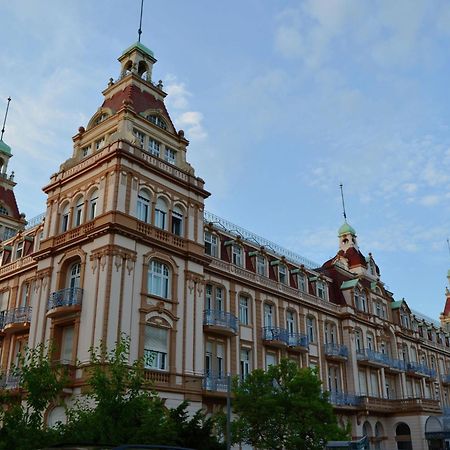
<box><xmin>324</xmin><ymin>343</ymin><xmax>348</xmax><ymax>361</ymax></box>
<box><xmin>359</xmin><ymin>396</ymin><xmax>441</xmax><ymax>415</ymax></box>
<box><xmin>203</xmin><ymin>310</ymin><xmax>238</xmax><ymax>336</ymax></box>
<box><xmin>386</xmin><ymin>358</ymin><xmax>407</xmax><ymax>373</ymax></box>
<box><xmin>47</xmin><ymin>287</ymin><xmax>83</xmax><ymax>318</ymax></box>
<box><xmin>406</xmin><ymin>361</ymin><xmax>436</xmax><ymax>378</ymax></box>
<box><xmin>202</xmin><ymin>372</ymin><xmax>229</xmax><ymax>393</ymax></box>
<box><xmin>2</xmin><ymin>306</ymin><xmax>32</xmax><ymax>332</ymax></box>
<box><xmin>328</xmin><ymin>391</ymin><xmax>361</xmax><ymax>407</ymax></box>
<box><xmin>356</xmin><ymin>348</ymin><xmax>389</xmax><ymax>367</ymax></box>
<box><xmin>262</xmin><ymin>326</ymin><xmax>289</xmax><ymax>348</ymax></box>
<box><xmin>287</xmin><ymin>332</ymin><xmax>309</xmax><ymax>352</ymax></box>
<box><xmin>442</xmin><ymin>374</ymin><xmax>450</xmax><ymax>385</ymax></box>
<box><xmin>0</xmin><ymin>372</ymin><xmax>20</xmax><ymax>390</ymax></box>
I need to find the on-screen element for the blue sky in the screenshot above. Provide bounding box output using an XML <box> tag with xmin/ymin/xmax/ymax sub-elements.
<box><xmin>1</xmin><ymin>0</ymin><xmax>449</xmax><ymax>320</ymax></box>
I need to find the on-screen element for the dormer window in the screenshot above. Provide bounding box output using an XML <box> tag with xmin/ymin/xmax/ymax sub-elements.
<box><xmin>297</xmin><ymin>272</ymin><xmax>307</xmax><ymax>293</ymax></box>
<box><xmin>354</xmin><ymin>289</ymin><xmax>367</xmax><ymax>312</ymax></box>
<box><xmin>316</xmin><ymin>280</ymin><xmax>327</xmax><ymax>300</ymax></box>
<box><xmin>256</xmin><ymin>255</ymin><xmax>266</xmax><ymax>276</ymax></box>
<box><xmin>147</xmin><ymin>115</ymin><xmax>167</xmax><ymax>130</ymax></box>
<box><xmin>0</xmin><ymin>205</ymin><xmax>8</xmax><ymax>216</ymax></box>
<box><xmin>81</xmin><ymin>145</ymin><xmax>91</xmax><ymax>157</ymax></box>
<box><xmin>278</xmin><ymin>264</ymin><xmax>288</xmax><ymax>285</ymax></box>
<box><xmin>400</xmin><ymin>310</ymin><xmax>410</xmax><ymax>329</ymax></box>
<box><xmin>165</xmin><ymin>148</ymin><xmax>176</xmax><ymax>165</ymax></box>
<box><xmin>148</xmin><ymin>138</ymin><xmax>160</xmax><ymax>157</ymax></box>
<box><xmin>204</xmin><ymin>231</ymin><xmax>218</xmax><ymax>257</ymax></box>
<box><xmin>15</xmin><ymin>241</ymin><xmax>24</xmax><ymax>260</ymax></box>
<box><xmin>232</xmin><ymin>244</ymin><xmax>243</xmax><ymax>267</ymax></box>
<box><xmin>95</xmin><ymin>113</ymin><xmax>108</xmax><ymax>125</ymax></box>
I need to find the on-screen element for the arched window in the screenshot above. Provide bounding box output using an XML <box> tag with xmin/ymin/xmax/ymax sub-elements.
<box><xmin>148</xmin><ymin>260</ymin><xmax>170</xmax><ymax>298</ymax></box>
<box><xmin>89</xmin><ymin>189</ymin><xmax>99</xmax><ymax>220</ymax></box>
<box><xmin>171</xmin><ymin>205</ymin><xmax>183</xmax><ymax>236</ymax></box>
<box><xmin>154</xmin><ymin>197</ymin><xmax>168</xmax><ymax>230</ymax></box>
<box><xmin>366</xmin><ymin>332</ymin><xmax>374</xmax><ymax>350</ymax></box>
<box><xmin>395</xmin><ymin>422</ymin><xmax>412</xmax><ymax>450</ymax></box>
<box><xmin>325</xmin><ymin>322</ymin><xmax>336</xmax><ymax>345</ymax></box>
<box><xmin>68</xmin><ymin>262</ymin><xmax>81</xmax><ymax>289</ymax></box>
<box><xmin>137</xmin><ymin>189</ymin><xmax>151</xmax><ymax>223</ymax></box>
<box><xmin>355</xmin><ymin>329</ymin><xmax>363</xmax><ymax>352</ymax></box>
<box><xmin>73</xmin><ymin>196</ymin><xmax>84</xmax><ymax>227</ymax></box>
<box><xmin>61</xmin><ymin>203</ymin><xmax>70</xmax><ymax>232</ymax></box>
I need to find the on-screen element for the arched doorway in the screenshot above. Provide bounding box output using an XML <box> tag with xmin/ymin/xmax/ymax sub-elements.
<box><xmin>374</xmin><ymin>422</ymin><xmax>384</xmax><ymax>450</ymax></box>
<box><xmin>362</xmin><ymin>421</ymin><xmax>373</xmax><ymax>449</ymax></box>
<box><xmin>396</xmin><ymin>422</ymin><xmax>412</xmax><ymax>450</ymax></box>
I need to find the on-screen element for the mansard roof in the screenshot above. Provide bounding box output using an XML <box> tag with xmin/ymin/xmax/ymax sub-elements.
<box><xmin>0</xmin><ymin>185</ymin><xmax>20</xmax><ymax>219</ymax></box>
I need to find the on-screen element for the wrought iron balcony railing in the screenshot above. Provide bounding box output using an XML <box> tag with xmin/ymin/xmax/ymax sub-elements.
<box><xmin>287</xmin><ymin>332</ymin><xmax>309</xmax><ymax>348</ymax></box>
<box><xmin>324</xmin><ymin>343</ymin><xmax>348</xmax><ymax>358</ymax></box>
<box><xmin>442</xmin><ymin>374</ymin><xmax>450</xmax><ymax>384</ymax></box>
<box><xmin>203</xmin><ymin>309</ymin><xmax>238</xmax><ymax>334</ymax></box>
<box><xmin>389</xmin><ymin>358</ymin><xmax>407</xmax><ymax>371</ymax></box>
<box><xmin>3</xmin><ymin>306</ymin><xmax>32</xmax><ymax>327</ymax></box>
<box><xmin>48</xmin><ymin>287</ymin><xmax>83</xmax><ymax>310</ymax></box>
<box><xmin>407</xmin><ymin>361</ymin><xmax>436</xmax><ymax>378</ymax></box>
<box><xmin>262</xmin><ymin>326</ymin><xmax>289</xmax><ymax>345</ymax></box>
<box><xmin>328</xmin><ymin>391</ymin><xmax>361</xmax><ymax>407</ymax></box>
<box><xmin>0</xmin><ymin>372</ymin><xmax>20</xmax><ymax>389</ymax></box>
<box><xmin>356</xmin><ymin>348</ymin><xmax>389</xmax><ymax>365</ymax></box>
<box><xmin>203</xmin><ymin>371</ymin><xmax>229</xmax><ymax>392</ymax></box>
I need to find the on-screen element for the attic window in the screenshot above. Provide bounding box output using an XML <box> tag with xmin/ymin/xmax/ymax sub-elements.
<box><xmin>95</xmin><ymin>113</ymin><xmax>108</xmax><ymax>125</ymax></box>
<box><xmin>0</xmin><ymin>205</ymin><xmax>8</xmax><ymax>216</ymax></box>
<box><xmin>147</xmin><ymin>115</ymin><xmax>167</xmax><ymax>130</ymax></box>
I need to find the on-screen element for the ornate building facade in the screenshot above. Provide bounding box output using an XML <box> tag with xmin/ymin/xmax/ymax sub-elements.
<box><xmin>0</xmin><ymin>41</ymin><xmax>449</xmax><ymax>450</ymax></box>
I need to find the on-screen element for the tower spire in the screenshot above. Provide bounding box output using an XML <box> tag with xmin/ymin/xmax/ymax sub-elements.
<box><xmin>339</xmin><ymin>183</ymin><xmax>347</xmax><ymax>223</ymax></box>
<box><xmin>137</xmin><ymin>0</ymin><xmax>144</xmax><ymax>43</ymax></box>
<box><xmin>1</xmin><ymin>97</ymin><xmax>11</xmax><ymax>142</ymax></box>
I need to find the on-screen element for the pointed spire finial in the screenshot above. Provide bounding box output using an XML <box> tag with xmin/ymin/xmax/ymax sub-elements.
<box><xmin>1</xmin><ymin>97</ymin><xmax>11</xmax><ymax>142</ymax></box>
<box><xmin>138</xmin><ymin>0</ymin><xmax>144</xmax><ymax>43</ymax></box>
<box><xmin>339</xmin><ymin>183</ymin><xmax>347</xmax><ymax>222</ymax></box>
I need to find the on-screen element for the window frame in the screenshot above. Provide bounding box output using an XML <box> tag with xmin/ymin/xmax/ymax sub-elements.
<box><xmin>148</xmin><ymin>260</ymin><xmax>171</xmax><ymax>299</ymax></box>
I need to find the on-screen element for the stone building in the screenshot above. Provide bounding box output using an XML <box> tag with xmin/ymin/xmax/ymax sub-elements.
<box><xmin>0</xmin><ymin>40</ymin><xmax>449</xmax><ymax>450</ymax></box>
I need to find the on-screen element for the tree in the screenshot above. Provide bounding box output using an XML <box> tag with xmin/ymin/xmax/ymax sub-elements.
<box><xmin>0</xmin><ymin>344</ymin><xmax>68</xmax><ymax>450</ymax></box>
<box><xmin>230</xmin><ymin>359</ymin><xmax>348</xmax><ymax>450</ymax></box>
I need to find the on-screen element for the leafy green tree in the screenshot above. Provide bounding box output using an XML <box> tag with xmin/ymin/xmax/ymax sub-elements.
<box><xmin>230</xmin><ymin>359</ymin><xmax>348</xmax><ymax>450</ymax></box>
<box><xmin>0</xmin><ymin>344</ymin><xmax>68</xmax><ymax>450</ymax></box>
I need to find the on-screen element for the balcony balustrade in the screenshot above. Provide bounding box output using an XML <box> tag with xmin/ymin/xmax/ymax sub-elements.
<box><xmin>203</xmin><ymin>309</ymin><xmax>238</xmax><ymax>335</ymax></box>
<box><xmin>262</xmin><ymin>326</ymin><xmax>289</xmax><ymax>347</ymax></box>
<box><xmin>2</xmin><ymin>306</ymin><xmax>32</xmax><ymax>331</ymax></box>
<box><xmin>287</xmin><ymin>332</ymin><xmax>309</xmax><ymax>351</ymax></box>
<box><xmin>328</xmin><ymin>391</ymin><xmax>361</xmax><ymax>407</ymax></box>
<box><xmin>0</xmin><ymin>372</ymin><xmax>20</xmax><ymax>390</ymax></box>
<box><xmin>387</xmin><ymin>358</ymin><xmax>407</xmax><ymax>372</ymax></box>
<box><xmin>202</xmin><ymin>371</ymin><xmax>229</xmax><ymax>393</ymax></box>
<box><xmin>47</xmin><ymin>287</ymin><xmax>83</xmax><ymax>316</ymax></box>
<box><xmin>406</xmin><ymin>361</ymin><xmax>436</xmax><ymax>378</ymax></box>
<box><xmin>324</xmin><ymin>343</ymin><xmax>348</xmax><ymax>360</ymax></box>
<box><xmin>356</xmin><ymin>348</ymin><xmax>389</xmax><ymax>366</ymax></box>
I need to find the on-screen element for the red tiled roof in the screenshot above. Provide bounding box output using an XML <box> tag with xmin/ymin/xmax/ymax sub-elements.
<box><xmin>102</xmin><ymin>85</ymin><xmax>176</xmax><ymax>132</ymax></box>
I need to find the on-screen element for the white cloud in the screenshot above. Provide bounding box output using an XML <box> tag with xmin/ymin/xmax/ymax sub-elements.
<box><xmin>420</xmin><ymin>195</ymin><xmax>441</xmax><ymax>206</ymax></box>
<box><xmin>176</xmin><ymin>111</ymin><xmax>207</xmax><ymax>141</ymax></box>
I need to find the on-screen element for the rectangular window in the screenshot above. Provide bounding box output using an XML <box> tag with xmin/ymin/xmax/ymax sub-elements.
<box><xmin>205</xmin><ymin>232</ymin><xmax>218</xmax><ymax>257</ymax></box>
<box><xmin>265</xmin><ymin>353</ymin><xmax>277</xmax><ymax>370</ymax></box>
<box><xmin>316</xmin><ymin>280</ymin><xmax>327</xmax><ymax>300</ymax></box>
<box><xmin>144</xmin><ymin>325</ymin><xmax>168</xmax><ymax>371</ymax></box>
<box><xmin>95</xmin><ymin>137</ymin><xmax>105</xmax><ymax>150</ymax></box>
<box><xmin>307</xmin><ymin>316</ymin><xmax>315</xmax><ymax>343</ymax></box>
<box><xmin>61</xmin><ymin>213</ymin><xmax>69</xmax><ymax>232</ymax></box>
<box><xmin>21</xmin><ymin>283</ymin><xmax>30</xmax><ymax>307</ymax></box>
<box><xmin>256</xmin><ymin>255</ymin><xmax>266</xmax><ymax>276</ymax></box>
<box><xmin>133</xmin><ymin>129</ymin><xmax>145</xmax><ymax>148</ymax></box>
<box><xmin>205</xmin><ymin>285</ymin><xmax>223</xmax><ymax>311</ymax></box>
<box><xmin>232</xmin><ymin>245</ymin><xmax>243</xmax><ymax>266</ymax></box>
<box><xmin>81</xmin><ymin>145</ymin><xmax>91</xmax><ymax>157</ymax></box>
<box><xmin>148</xmin><ymin>139</ymin><xmax>160</xmax><ymax>156</ymax></box>
<box><xmin>240</xmin><ymin>348</ymin><xmax>251</xmax><ymax>380</ymax></box>
<box><xmin>60</xmin><ymin>326</ymin><xmax>74</xmax><ymax>363</ymax></box>
<box><xmin>264</xmin><ymin>304</ymin><xmax>273</xmax><ymax>327</ymax></box>
<box><xmin>74</xmin><ymin>201</ymin><xmax>83</xmax><ymax>227</ymax></box>
<box><xmin>165</xmin><ymin>148</ymin><xmax>176</xmax><ymax>165</ymax></box>
<box><xmin>286</xmin><ymin>311</ymin><xmax>295</xmax><ymax>334</ymax></box>
<box><xmin>239</xmin><ymin>295</ymin><xmax>249</xmax><ymax>325</ymax></box>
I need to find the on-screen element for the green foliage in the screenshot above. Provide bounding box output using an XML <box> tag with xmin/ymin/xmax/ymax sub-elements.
<box><xmin>230</xmin><ymin>359</ymin><xmax>348</xmax><ymax>450</ymax></box>
<box><xmin>0</xmin><ymin>344</ymin><xmax>67</xmax><ymax>450</ymax></box>
<box><xmin>0</xmin><ymin>337</ymin><xmax>225</xmax><ymax>449</ymax></box>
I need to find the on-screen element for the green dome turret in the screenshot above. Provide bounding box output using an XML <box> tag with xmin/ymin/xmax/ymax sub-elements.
<box><xmin>338</xmin><ymin>222</ymin><xmax>356</xmax><ymax>236</ymax></box>
<box><xmin>0</xmin><ymin>140</ymin><xmax>11</xmax><ymax>156</ymax></box>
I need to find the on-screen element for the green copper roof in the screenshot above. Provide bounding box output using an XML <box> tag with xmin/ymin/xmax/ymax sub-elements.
<box><xmin>122</xmin><ymin>42</ymin><xmax>154</xmax><ymax>58</ymax></box>
<box><xmin>338</xmin><ymin>222</ymin><xmax>356</xmax><ymax>236</ymax></box>
<box><xmin>390</xmin><ymin>300</ymin><xmax>405</xmax><ymax>310</ymax></box>
<box><xmin>341</xmin><ymin>279</ymin><xmax>359</xmax><ymax>289</ymax></box>
<box><xmin>370</xmin><ymin>281</ymin><xmax>378</xmax><ymax>291</ymax></box>
<box><xmin>0</xmin><ymin>140</ymin><xmax>11</xmax><ymax>155</ymax></box>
